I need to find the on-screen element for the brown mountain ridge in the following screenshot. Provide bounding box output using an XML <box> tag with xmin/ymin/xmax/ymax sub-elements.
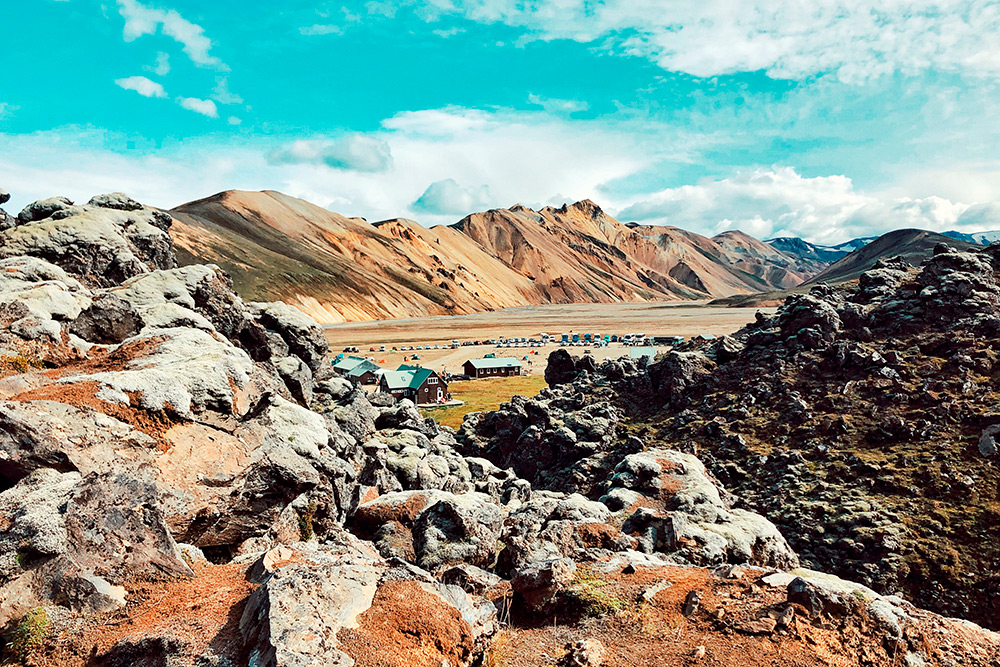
<box><xmin>168</xmin><ymin>190</ymin><xmax>825</xmax><ymax>323</ymax></box>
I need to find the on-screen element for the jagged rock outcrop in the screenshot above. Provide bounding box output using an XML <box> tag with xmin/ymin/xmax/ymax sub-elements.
<box><xmin>0</xmin><ymin>466</ymin><xmax>191</xmax><ymax>625</ymax></box>
<box><xmin>1</xmin><ymin>188</ymin><xmax>997</xmax><ymax>666</ymax></box>
<box><xmin>240</xmin><ymin>536</ymin><xmax>498</xmax><ymax>667</ymax></box>
<box><xmin>510</xmin><ymin>242</ymin><xmax>1000</xmax><ymax>632</ymax></box>
<box><xmin>1</xmin><ymin>194</ymin><xmax>175</xmax><ymax>287</ymax></box>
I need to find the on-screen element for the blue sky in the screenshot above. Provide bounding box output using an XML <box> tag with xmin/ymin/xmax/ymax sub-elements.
<box><xmin>2</xmin><ymin>1</ymin><xmax>999</xmax><ymax>243</ymax></box>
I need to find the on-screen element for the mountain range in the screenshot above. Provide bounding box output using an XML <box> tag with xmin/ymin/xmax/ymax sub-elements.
<box><xmin>168</xmin><ymin>189</ymin><xmax>1000</xmax><ymax>323</ymax></box>
<box><xmin>169</xmin><ymin>190</ymin><xmax>823</xmax><ymax>323</ymax></box>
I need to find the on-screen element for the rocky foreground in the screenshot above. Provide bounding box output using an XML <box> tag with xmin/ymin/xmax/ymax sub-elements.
<box><xmin>0</xmin><ymin>189</ymin><xmax>996</xmax><ymax>666</ymax></box>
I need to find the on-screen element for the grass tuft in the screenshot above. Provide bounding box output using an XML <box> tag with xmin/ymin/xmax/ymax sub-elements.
<box><xmin>566</xmin><ymin>566</ymin><xmax>628</xmax><ymax>617</ymax></box>
<box><xmin>4</xmin><ymin>608</ymin><xmax>49</xmax><ymax>662</ymax></box>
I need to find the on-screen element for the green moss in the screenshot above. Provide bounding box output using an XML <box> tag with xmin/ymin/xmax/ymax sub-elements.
<box><xmin>566</xmin><ymin>567</ymin><xmax>628</xmax><ymax>617</ymax></box>
<box><xmin>4</xmin><ymin>608</ymin><xmax>49</xmax><ymax>662</ymax></box>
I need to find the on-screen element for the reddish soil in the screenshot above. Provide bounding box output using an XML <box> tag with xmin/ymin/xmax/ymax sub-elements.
<box><xmin>338</xmin><ymin>580</ymin><xmax>476</xmax><ymax>667</ymax></box>
<box><xmin>28</xmin><ymin>562</ymin><xmax>255</xmax><ymax>667</ymax></box>
<box><xmin>490</xmin><ymin>564</ymin><xmax>991</xmax><ymax>667</ymax></box>
<box><xmin>11</xmin><ymin>380</ymin><xmax>179</xmax><ymax>443</ymax></box>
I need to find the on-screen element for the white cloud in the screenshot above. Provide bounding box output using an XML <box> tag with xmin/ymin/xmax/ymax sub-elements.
<box><xmin>413</xmin><ymin>179</ymin><xmax>494</xmax><ymax>214</ymax></box>
<box><xmin>150</xmin><ymin>51</ymin><xmax>170</xmax><ymax>76</ymax></box>
<box><xmin>299</xmin><ymin>24</ymin><xmax>344</xmax><ymax>36</ymax></box>
<box><xmin>177</xmin><ymin>97</ymin><xmax>219</xmax><ymax>117</ymax></box>
<box><xmin>4</xmin><ymin>109</ymin><xmax>999</xmax><ymax>243</ymax></box>
<box><xmin>212</xmin><ymin>78</ymin><xmax>243</xmax><ymax>105</ymax></box>
<box><xmin>115</xmin><ymin>75</ymin><xmax>167</xmax><ymax>98</ymax></box>
<box><xmin>617</xmin><ymin>167</ymin><xmax>980</xmax><ymax>244</ymax></box>
<box><xmin>432</xmin><ymin>27</ymin><xmax>465</xmax><ymax>38</ymax></box>
<box><xmin>366</xmin><ymin>1</ymin><xmax>398</xmax><ymax>18</ymax></box>
<box><xmin>268</xmin><ymin>135</ymin><xmax>394</xmax><ymax>173</ymax></box>
<box><xmin>117</xmin><ymin>0</ymin><xmax>226</xmax><ymax>70</ymax></box>
<box><xmin>0</xmin><ymin>103</ymin><xmax>15</xmax><ymax>120</ymax></box>
<box><xmin>227</xmin><ymin>116</ymin><xmax>242</xmax><ymax>126</ymax></box>
<box><xmin>414</xmin><ymin>0</ymin><xmax>1000</xmax><ymax>82</ymax></box>
<box><xmin>527</xmin><ymin>93</ymin><xmax>589</xmax><ymax>114</ymax></box>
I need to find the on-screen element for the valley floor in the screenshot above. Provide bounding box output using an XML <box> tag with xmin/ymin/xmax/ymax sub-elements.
<box><xmin>323</xmin><ymin>302</ymin><xmax>774</xmax><ymax>374</ymax></box>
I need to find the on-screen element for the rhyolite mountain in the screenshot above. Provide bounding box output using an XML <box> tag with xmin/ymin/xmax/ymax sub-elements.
<box><xmin>168</xmin><ymin>190</ymin><xmax>829</xmax><ymax>323</ymax></box>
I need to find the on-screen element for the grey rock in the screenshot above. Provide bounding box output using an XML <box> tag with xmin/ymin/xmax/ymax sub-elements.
<box><xmin>610</xmin><ymin>449</ymin><xmax>798</xmax><ymax>569</ymax></box>
<box><xmin>88</xmin><ymin>192</ymin><xmax>144</xmax><ymax>211</ymax></box>
<box><xmin>545</xmin><ymin>348</ymin><xmax>578</xmax><ymax>386</ymax></box>
<box><xmin>440</xmin><ymin>563</ymin><xmax>503</xmax><ymax>595</ymax></box>
<box><xmin>561</xmin><ymin>639</ymin><xmax>606</xmax><ymax>667</ymax></box>
<box><xmin>2</xmin><ymin>198</ymin><xmax>176</xmax><ymax>287</ymax></box>
<box><xmin>249</xmin><ymin>301</ymin><xmax>328</xmax><ymax>372</ymax></box>
<box><xmin>68</xmin><ymin>292</ymin><xmax>144</xmax><ymax>344</ymax></box>
<box><xmin>979</xmin><ymin>425</ymin><xmax>999</xmax><ymax>457</ymax></box>
<box><xmin>18</xmin><ymin>196</ymin><xmax>74</xmax><ymax>223</ymax></box>
<box><xmin>413</xmin><ymin>492</ymin><xmax>503</xmax><ymax>570</ymax></box>
<box><xmin>274</xmin><ymin>355</ymin><xmax>313</xmax><ymax>405</ymax></box>
<box><xmin>0</xmin><ymin>466</ymin><xmax>191</xmax><ymax>625</ymax></box>
<box><xmin>0</xmin><ymin>400</ymin><xmax>158</xmax><ymax>486</ymax></box>
<box><xmin>511</xmin><ymin>558</ymin><xmax>576</xmax><ymax>612</ymax></box>
<box><xmin>240</xmin><ymin>540</ymin><xmax>496</xmax><ymax>667</ymax></box>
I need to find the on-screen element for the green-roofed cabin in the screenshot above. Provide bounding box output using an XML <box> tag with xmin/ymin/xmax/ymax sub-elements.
<box><xmin>332</xmin><ymin>355</ymin><xmax>381</xmax><ymax>385</ymax></box>
<box><xmin>377</xmin><ymin>365</ymin><xmax>449</xmax><ymax>404</ymax></box>
<box><xmin>462</xmin><ymin>357</ymin><xmax>523</xmax><ymax>379</ymax></box>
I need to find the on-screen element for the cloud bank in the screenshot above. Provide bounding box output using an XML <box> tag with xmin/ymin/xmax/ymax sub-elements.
<box><xmin>412</xmin><ymin>179</ymin><xmax>494</xmax><ymax>214</ymax></box>
<box><xmin>268</xmin><ymin>135</ymin><xmax>394</xmax><ymax>173</ymax></box>
<box><xmin>414</xmin><ymin>0</ymin><xmax>1000</xmax><ymax>82</ymax></box>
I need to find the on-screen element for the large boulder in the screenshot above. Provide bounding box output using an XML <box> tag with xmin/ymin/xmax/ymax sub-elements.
<box><xmin>1</xmin><ymin>196</ymin><xmax>175</xmax><ymax>287</ymax></box>
<box><xmin>647</xmin><ymin>351</ymin><xmax>715</xmax><ymax>404</ymax></box>
<box><xmin>352</xmin><ymin>490</ymin><xmax>504</xmax><ymax>570</ymax></box>
<box><xmin>157</xmin><ymin>396</ymin><xmax>358</xmax><ymax>550</ymax></box>
<box><xmin>248</xmin><ymin>302</ymin><xmax>329</xmax><ymax>372</ymax></box>
<box><xmin>0</xmin><ymin>466</ymin><xmax>192</xmax><ymax>625</ymax></box>
<box><xmin>499</xmin><ymin>493</ymin><xmax>630</xmax><ymax>571</ymax></box>
<box><xmin>240</xmin><ymin>539</ymin><xmax>497</xmax><ymax>667</ymax></box>
<box><xmin>412</xmin><ymin>492</ymin><xmax>503</xmax><ymax>570</ymax></box>
<box><xmin>0</xmin><ymin>400</ymin><xmax>157</xmax><ymax>487</ymax></box>
<box><xmin>68</xmin><ymin>292</ymin><xmax>144</xmax><ymax>344</ymax></box>
<box><xmin>609</xmin><ymin>449</ymin><xmax>798</xmax><ymax>569</ymax></box>
<box><xmin>545</xmin><ymin>349</ymin><xmax>578</xmax><ymax>386</ymax></box>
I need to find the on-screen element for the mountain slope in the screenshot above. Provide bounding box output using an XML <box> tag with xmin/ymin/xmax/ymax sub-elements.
<box><xmin>942</xmin><ymin>229</ymin><xmax>1000</xmax><ymax>245</ymax></box>
<box><xmin>169</xmin><ymin>190</ymin><xmax>826</xmax><ymax>323</ymax></box>
<box><xmin>766</xmin><ymin>236</ymin><xmax>875</xmax><ymax>263</ymax></box>
<box><xmin>807</xmin><ymin>228</ymin><xmax>977</xmax><ymax>284</ymax></box>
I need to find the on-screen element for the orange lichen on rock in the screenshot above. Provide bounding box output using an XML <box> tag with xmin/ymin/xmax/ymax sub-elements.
<box><xmin>338</xmin><ymin>580</ymin><xmax>477</xmax><ymax>667</ymax></box>
<box><xmin>27</xmin><ymin>562</ymin><xmax>256</xmax><ymax>667</ymax></box>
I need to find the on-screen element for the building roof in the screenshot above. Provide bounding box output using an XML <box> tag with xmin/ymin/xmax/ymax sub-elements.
<box><xmin>628</xmin><ymin>346</ymin><xmax>658</xmax><ymax>359</ymax></box>
<box><xmin>332</xmin><ymin>355</ymin><xmax>368</xmax><ymax>371</ymax></box>
<box><xmin>464</xmin><ymin>357</ymin><xmax>522</xmax><ymax>370</ymax></box>
<box><xmin>346</xmin><ymin>359</ymin><xmax>380</xmax><ymax>378</ymax></box>
<box><xmin>380</xmin><ymin>365</ymin><xmax>439</xmax><ymax>390</ymax></box>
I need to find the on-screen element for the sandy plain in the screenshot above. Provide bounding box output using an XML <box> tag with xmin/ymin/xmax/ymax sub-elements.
<box><xmin>323</xmin><ymin>302</ymin><xmax>773</xmax><ymax>375</ymax></box>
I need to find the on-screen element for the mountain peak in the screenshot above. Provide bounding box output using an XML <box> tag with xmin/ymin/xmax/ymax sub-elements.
<box><xmin>563</xmin><ymin>199</ymin><xmax>605</xmax><ymax>218</ymax></box>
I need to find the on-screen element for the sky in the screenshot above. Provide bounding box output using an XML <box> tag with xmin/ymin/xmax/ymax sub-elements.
<box><xmin>2</xmin><ymin>1</ymin><xmax>1000</xmax><ymax>244</ymax></box>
